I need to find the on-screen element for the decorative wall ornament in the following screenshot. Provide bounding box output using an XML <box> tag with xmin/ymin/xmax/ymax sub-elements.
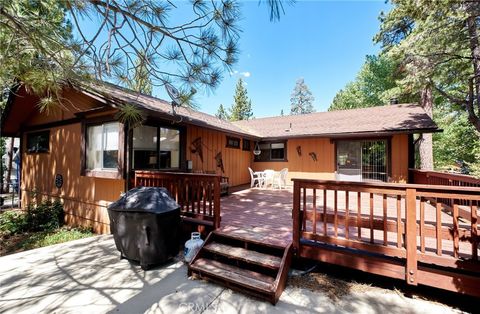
<box><xmin>190</xmin><ymin>137</ymin><xmax>203</xmax><ymax>162</ymax></box>
<box><xmin>55</xmin><ymin>174</ymin><xmax>63</xmax><ymax>189</ymax></box>
<box><xmin>215</xmin><ymin>152</ymin><xmax>225</xmax><ymax>173</ymax></box>
<box><xmin>296</xmin><ymin>146</ymin><xmax>302</xmax><ymax>156</ymax></box>
<box><xmin>309</xmin><ymin>152</ymin><xmax>317</xmax><ymax>162</ymax></box>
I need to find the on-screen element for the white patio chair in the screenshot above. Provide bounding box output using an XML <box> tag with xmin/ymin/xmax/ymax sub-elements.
<box><xmin>272</xmin><ymin>168</ymin><xmax>289</xmax><ymax>189</ymax></box>
<box><xmin>248</xmin><ymin>167</ymin><xmax>265</xmax><ymax>188</ymax></box>
<box><xmin>263</xmin><ymin>169</ymin><xmax>275</xmax><ymax>189</ymax></box>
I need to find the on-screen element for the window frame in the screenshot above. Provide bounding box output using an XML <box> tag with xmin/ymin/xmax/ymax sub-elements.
<box><xmin>129</xmin><ymin>123</ymin><xmax>184</xmax><ymax>172</ymax></box>
<box><xmin>82</xmin><ymin>119</ymin><xmax>124</xmax><ymax>179</ymax></box>
<box><xmin>242</xmin><ymin>139</ymin><xmax>251</xmax><ymax>151</ymax></box>
<box><xmin>253</xmin><ymin>141</ymin><xmax>288</xmax><ymax>162</ymax></box>
<box><xmin>26</xmin><ymin>130</ymin><xmax>50</xmax><ymax>153</ymax></box>
<box><xmin>226</xmin><ymin>136</ymin><xmax>241</xmax><ymax>149</ymax></box>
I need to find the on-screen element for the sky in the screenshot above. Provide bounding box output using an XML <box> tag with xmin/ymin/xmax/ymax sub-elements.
<box><xmin>183</xmin><ymin>0</ymin><xmax>391</xmax><ymax>117</ymax></box>
<box><xmin>76</xmin><ymin>0</ymin><xmax>391</xmax><ymax>118</ymax></box>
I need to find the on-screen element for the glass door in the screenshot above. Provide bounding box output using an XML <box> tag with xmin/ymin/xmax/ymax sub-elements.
<box><xmin>336</xmin><ymin>140</ymin><xmax>388</xmax><ymax>182</ymax></box>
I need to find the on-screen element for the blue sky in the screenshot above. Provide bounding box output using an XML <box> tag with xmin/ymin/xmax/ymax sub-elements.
<box><xmin>76</xmin><ymin>1</ymin><xmax>390</xmax><ymax>117</ymax></box>
<box><xmin>185</xmin><ymin>0</ymin><xmax>391</xmax><ymax>117</ymax></box>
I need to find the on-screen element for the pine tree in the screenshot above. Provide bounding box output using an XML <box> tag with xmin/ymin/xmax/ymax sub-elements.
<box><xmin>290</xmin><ymin>78</ymin><xmax>315</xmax><ymax>115</ymax></box>
<box><xmin>216</xmin><ymin>104</ymin><xmax>229</xmax><ymax>120</ymax></box>
<box><xmin>280</xmin><ymin>109</ymin><xmax>284</xmax><ymax>116</ymax></box>
<box><xmin>125</xmin><ymin>51</ymin><xmax>153</xmax><ymax>95</ymax></box>
<box><xmin>229</xmin><ymin>79</ymin><xmax>253</xmax><ymax>121</ymax></box>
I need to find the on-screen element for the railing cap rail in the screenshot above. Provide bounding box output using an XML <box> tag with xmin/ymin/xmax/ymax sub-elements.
<box><xmin>290</xmin><ymin>178</ymin><xmax>480</xmax><ymax>193</ymax></box>
<box><xmin>134</xmin><ymin>170</ymin><xmax>221</xmax><ymax>178</ymax></box>
<box><xmin>409</xmin><ymin>168</ymin><xmax>480</xmax><ymax>184</ymax></box>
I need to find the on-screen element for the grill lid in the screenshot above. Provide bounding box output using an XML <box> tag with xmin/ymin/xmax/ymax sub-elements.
<box><xmin>108</xmin><ymin>187</ymin><xmax>180</xmax><ymax>213</ymax></box>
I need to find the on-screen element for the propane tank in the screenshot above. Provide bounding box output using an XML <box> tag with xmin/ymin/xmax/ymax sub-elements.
<box><xmin>184</xmin><ymin>232</ymin><xmax>203</xmax><ymax>263</ymax></box>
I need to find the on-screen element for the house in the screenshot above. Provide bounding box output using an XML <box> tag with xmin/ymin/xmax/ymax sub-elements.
<box><xmin>1</xmin><ymin>82</ymin><xmax>439</xmax><ymax>233</ymax></box>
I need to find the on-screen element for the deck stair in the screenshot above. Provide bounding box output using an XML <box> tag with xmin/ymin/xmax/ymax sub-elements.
<box><xmin>188</xmin><ymin>230</ymin><xmax>293</xmax><ymax>304</ymax></box>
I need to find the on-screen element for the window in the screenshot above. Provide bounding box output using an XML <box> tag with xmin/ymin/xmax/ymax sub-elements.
<box><xmin>226</xmin><ymin>136</ymin><xmax>240</xmax><ymax>149</ymax></box>
<box><xmin>86</xmin><ymin>122</ymin><xmax>119</xmax><ymax>170</ymax></box>
<box><xmin>254</xmin><ymin>141</ymin><xmax>287</xmax><ymax>162</ymax></box>
<box><xmin>132</xmin><ymin>125</ymin><xmax>180</xmax><ymax>170</ymax></box>
<box><xmin>27</xmin><ymin>131</ymin><xmax>49</xmax><ymax>153</ymax></box>
<box><xmin>242</xmin><ymin>139</ymin><xmax>251</xmax><ymax>151</ymax></box>
<box><xmin>336</xmin><ymin>139</ymin><xmax>388</xmax><ymax>182</ymax></box>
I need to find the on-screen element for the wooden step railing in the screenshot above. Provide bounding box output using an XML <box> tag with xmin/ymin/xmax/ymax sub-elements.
<box><xmin>134</xmin><ymin>171</ymin><xmax>221</xmax><ymax>229</ymax></box>
<box><xmin>292</xmin><ymin>178</ymin><xmax>480</xmax><ymax>297</ymax></box>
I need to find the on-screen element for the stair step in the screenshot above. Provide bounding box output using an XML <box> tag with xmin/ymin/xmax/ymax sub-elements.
<box><xmin>214</xmin><ymin>229</ymin><xmax>287</xmax><ymax>250</ymax></box>
<box><xmin>190</xmin><ymin>258</ymin><xmax>275</xmax><ymax>293</ymax></box>
<box><xmin>204</xmin><ymin>242</ymin><xmax>282</xmax><ymax>270</ymax></box>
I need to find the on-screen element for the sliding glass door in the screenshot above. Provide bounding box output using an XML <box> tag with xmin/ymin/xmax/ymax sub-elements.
<box><xmin>336</xmin><ymin>139</ymin><xmax>388</xmax><ymax>182</ymax></box>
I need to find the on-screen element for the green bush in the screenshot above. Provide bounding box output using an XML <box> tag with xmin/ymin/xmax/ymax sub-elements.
<box><xmin>0</xmin><ymin>210</ymin><xmax>28</xmax><ymax>235</ymax></box>
<box><xmin>26</xmin><ymin>200</ymin><xmax>64</xmax><ymax>232</ymax></box>
<box><xmin>0</xmin><ymin>200</ymin><xmax>64</xmax><ymax>235</ymax></box>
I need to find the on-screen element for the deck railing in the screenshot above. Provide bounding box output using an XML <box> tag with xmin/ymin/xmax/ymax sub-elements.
<box><xmin>410</xmin><ymin>169</ymin><xmax>480</xmax><ymax>188</ymax></box>
<box><xmin>134</xmin><ymin>171</ymin><xmax>221</xmax><ymax>229</ymax></box>
<box><xmin>410</xmin><ymin>169</ymin><xmax>480</xmax><ymax>213</ymax></box>
<box><xmin>292</xmin><ymin>178</ymin><xmax>480</xmax><ymax>297</ymax></box>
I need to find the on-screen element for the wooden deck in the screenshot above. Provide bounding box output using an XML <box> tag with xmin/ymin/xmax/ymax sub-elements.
<box><xmin>219</xmin><ymin>188</ymin><xmax>294</xmax><ymax>248</ymax></box>
<box><xmin>219</xmin><ymin>187</ymin><xmax>477</xmax><ymax>258</ymax></box>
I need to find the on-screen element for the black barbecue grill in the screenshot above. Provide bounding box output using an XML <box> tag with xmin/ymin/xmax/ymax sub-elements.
<box><xmin>107</xmin><ymin>187</ymin><xmax>180</xmax><ymax>270</ymax></box>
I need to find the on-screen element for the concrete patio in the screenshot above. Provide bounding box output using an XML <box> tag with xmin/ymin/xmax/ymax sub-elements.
<box><xmin>0</xmin><ymin>234</ymin><xmax>460</xmax><ymax>314</ymax></box>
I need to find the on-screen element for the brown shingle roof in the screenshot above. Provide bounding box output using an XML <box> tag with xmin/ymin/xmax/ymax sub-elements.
<box><xmin>233</xmin><ymin>104</ymin><xmax>439</xmax><ymax>139</ymax></box>
<box><xmin>80</xmin><ymin>82</ymin><xmax>253</xmax><ymax>137</ymax></box>
<box><xmin>81</xmin><ymin>83</ymin><xmax>438</xmax><ymax>139</ymax></box>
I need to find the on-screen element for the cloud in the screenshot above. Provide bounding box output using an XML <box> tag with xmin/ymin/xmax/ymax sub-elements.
<box><xmin>229</xmin><ymin>70</ymin><xmax>251</xmax><ymax>78</ymax></box>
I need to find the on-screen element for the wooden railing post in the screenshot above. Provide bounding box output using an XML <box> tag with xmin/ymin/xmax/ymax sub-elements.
<box><xmin>405</xmin><ymin>188</ymin><xmax>418</xmax><ymax>285</ymax></box>
<box><xmin>292</xmin><ymin>180</ymin><xmax>301</xmax><ymax>254</ymax></box>
<box><xmin>213</xmin><ymin>175</ymin><xmax>221</xmax><ymax>229</ymax></box>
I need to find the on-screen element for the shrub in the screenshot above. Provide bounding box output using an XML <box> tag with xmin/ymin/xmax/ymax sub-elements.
<box><xmin>0</xmin><ymin>210</ymin><xmax>28</xmax><ymax>235</ymax></box>
<box><xmin>0</xmin><ymin>200</ymin><xmax>64</xmax><ymax>235</ymax></box>
<box><xmin>26</xmin><ymin>200</ymin><xmax>64</xmax><ymax>232</ymax></box>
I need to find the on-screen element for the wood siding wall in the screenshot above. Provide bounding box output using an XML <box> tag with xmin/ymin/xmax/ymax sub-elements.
<box><xmin>186</xmin><ymin>125</ymin><xmax>252</xmax><ymax>187</ymax></box>
<box><xmin>21</xmin><ymin>123</ymin><xmax>124</xmax><ymax>234</ymax></box>
<box><xmin>252</xmin><ymin>135</ymin><xmax>409</xmax><ymax>184</ymax></box>
<box><xmin>390</xmin><ymin>134</ymin><xmax>409</xmax><ymax>183</ymax></box>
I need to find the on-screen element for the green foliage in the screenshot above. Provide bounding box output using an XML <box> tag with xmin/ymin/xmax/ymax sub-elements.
<box><xmin>0</xmin><ymin>210</ymin><xmax>28</xmax><ymax>235</ymax></box>
<box><xmin>0</xmin><ymin>0</ymin><xmax>87</xmax><ymax>105</ymax></box>
<box><xmin>229</xmin><ymin>79</ymin><xmax>253</xmax><ymax>121</ymax></box>
<box><xmin>0</xmin><ymin>200</ymin><xmax>64</xmax><ymax>235</ymax></box>
<box><xmin>375</xmin><ymin>0</ymin><xmax>480</xmax><ymax>133</ymax></box>
<box><xmin>433</xmin><ymin>106</ymin><xmax>480</xmax><ymax>177</ymax></box>
<box><xmin>26</xmin><ymin>200</ymin><xmax>64</xmax><ymax>232</ymax></box>
<box><xmin>216</xmin><ymin>104</ymin><xmax>229</xmax><ymax>120</ymax></box>
<box><xmin>329</xmin><ymin>54</ymin><xmax>413</xmax><ymax>111</ymax></box>
<box><xmin>18</xmin><ymin>226</ymin><xmax>93</xmax><ymax>251</ymax></box>
<box><xmin>120</xmin><ymin>51</ymin><xmax>153</xmax><ymax>95</ymax></box>
<box><xmin>115</xmin><ymin>104</ymin><xmax>145</xmax><ymax>129</ymax></box>
<box><xmin>290</xmin><ymin>78</ymin><xmax>315</xmax><ymax>115</ymax></box>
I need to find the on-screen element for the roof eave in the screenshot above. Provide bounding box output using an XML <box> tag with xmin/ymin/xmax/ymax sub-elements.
<box><xmin>258</xmin><ymin>128</ymin><xmax>441</xmax><ymax>141</ymax></box>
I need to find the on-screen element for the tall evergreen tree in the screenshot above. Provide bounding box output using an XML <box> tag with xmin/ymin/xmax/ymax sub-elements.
<box><xmin>329</xmin><ymin>54</ymin><xmax>411</xmax><ymax>111</ymax></box>
<box><xmin>121</xmin><ymin>51</ymin><xmax>153</xmax><ymax>95</ymax></box>
<box><xmin>229</xmin><ymin>79</ymin><xmax>253</xmax><ymax>121</ymax></box>
<box><xmin>375</xmin><ymin>0</ymin><xmax>480</xmax><ymax>135</ymax></box>
<box><xmin>290</xmin><ymin>78</ymin><xmax>315</xmax><ymax>115</ymax></box>
<box><xmin>216</xmin><ymin>104</ymin><xmax>229</xmax><ymax>120</ymax></box>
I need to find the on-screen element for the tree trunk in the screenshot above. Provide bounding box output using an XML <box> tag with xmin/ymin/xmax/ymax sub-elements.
<box><xmin>466</xmin><ymin>5</ymin><xmax>480</xmax><ymax>133</ymax></box>
<box><xmin>419</xmin><ymin>85</ymin><xmax>434</xmax><ymax>170</ymax></box>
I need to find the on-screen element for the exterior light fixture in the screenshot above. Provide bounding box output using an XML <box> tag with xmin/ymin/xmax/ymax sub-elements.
<box><xmin>253</xmin><ymin>142</ymin><xmax>261</xmax><ymax>156</ymax></box>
